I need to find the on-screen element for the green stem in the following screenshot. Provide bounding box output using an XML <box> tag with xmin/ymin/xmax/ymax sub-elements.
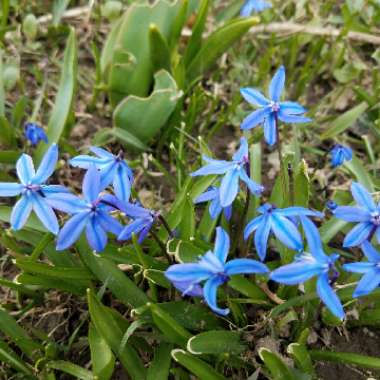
<box><xmin>275</xmin><ymin>114</ymin><xmax>288</xmax><ymax>205</ymax></box>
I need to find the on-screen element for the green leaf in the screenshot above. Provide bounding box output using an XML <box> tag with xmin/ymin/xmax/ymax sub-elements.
<box><xmin>187</xmin><ymin>330</ymin><xmax>246</xmax><ymax>355</ymax></box>
<box><xmin>287</xmin><ymin>343</ymin><xmax>314</xmax><ymax>375</ymax></box>
<box><xmin>320</xmin><ymin>102</ymin><xmax>368</xmax><ymax>140</ymax></box>
<box><xmin>149</xmin><ymin>23</ymin><xmax>171</xmax><ymax>72</ymax></box>
<box><xmin>294</xmin><ymin>159</ymin><xmax>310</xmax><ymax>207</ymax></box>
<box><xmin>344</xmin><ymin>154</ymin><xmax>374</xmax><ymax>192</ymax></box>
<box><xmin>47</xmin><ymin>360</ymin><xmax>94</xmax><ymax>380</ymax></box>
<box><xmin>259</xmin><ymin>348</ymin><xmax>297</xmax><ymax>380</ymax></box>
<box><xmin>0</xmin><ymin>340</ymin><xmax>35</xmax><ymax>378</ymax></box>
<box><xmin>113</xmin><ymin>69</ymin><xmax>181</xmax><ymax>143</ymax></box>
<box><xmin>89</xmin><ymin>323</ymin><xmax>115</xmax><ymax>380</ymax></box>
<box><xmin>87</xmin><ymin>289</ymin><xmax>147</xmax><ymax>380</ymax></box>
<box><xmin>147</xmin><ymin>343</ymin><xmax>173</xmax><ymax>380</ymax></box>
<box><xmin>35</xmin><ymin>27</ymin><xmax>77</xmax><ymax>161</ymax></box>
<box><xmin>171</xmin><ymin>349</ymin><xmax>227</xmax><ymax>380</ymax></box>
<box><xmin>187</xmin><ymin>16</ymin><xmax>259</xmax><ymax>82</ymax></box>
<box><xmin>228</xmin><ymin>275</ymin><xmax>268</xmax><ymax>302</ymax></box>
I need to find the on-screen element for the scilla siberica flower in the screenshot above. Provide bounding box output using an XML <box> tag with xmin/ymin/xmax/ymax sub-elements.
<box><xmin>194</xmin><ymin>186</ymin><xmax>232</xmax><ymax>221</ymax></box>
<box><xmin>24</xmin><ymin>122</ymin><xmax>48</xmax><ymax>146</ymax></box>
<box><xmin>165</xmin><ymin>227</ymin><xmax>269</xmax><ymax>315</ymax></box>
<box><xmin>46</xmin><ymin>165</ymin><xmax>123</xmax><ymax>252</ymax></box>
<box><xmin>240</xmin><ymin>66</ymin><xmax>311</xmax><ymax>145</ymax></box>
<box><xmin>0</xmin><ymin>144</ymin><xmax>68</xmax><ymax>234</ymax></box>
<box><xmin>70</xmin><ymin>147</ymin><xmax>133</xmax><ymax>202</ymax></box>
<box><xmin>330</xmin><ymin>144</ymin><xmax>352</xmax><ymax>168</ymax></box>
<box><xmin>270</xmin><ymin>216</ymin><xmax>344</xmax><ymax>320</ymax></box>
<box><xmin>191</xmin><ymin>137</ymin><xmax>263</xmax><ymax>207</ymax></box>
<box><xmin>240</xmin><ymin>0</ymin><xmax>272</xmax><ymax>17</ymax></box>
<box><xmin>244</xmin><ymin>203</ymin><xmax>324</xmax><ymax>261</ymax></box>
<box><xmin>343</xmin><ymin>241</ymin><xmax>380</xmax><ymax>298</ymax></box>
<box><xmin>331</xmin><ymin>182</ymin><xmax>380</xmax><ymax>247</ymax></box>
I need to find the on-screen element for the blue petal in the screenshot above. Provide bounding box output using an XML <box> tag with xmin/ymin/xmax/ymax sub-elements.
<box><xmin>56</xmin><ymin>211</ymin><xmax>91</xmax><ymax>250</ymax></box>
<box><xmin>0</xmin><ymin>183</ymin><xmax>23</xmax><ymax>196</ymax></box>
<box><xmin>352</xmin><ymin>269</ymin><xmax>380</xmax><ymax>298</ymax></box>
<box><xmin>99</xmin><ymin>161</ymin><xmax>117</xmax><ymax>189</ymax></box>
<box><xmin>10</xmin><ymin>195</ymin><xmax>33</xmax><ymax>230</ymax></box>
<box><xmin>361</xmin><ymin>241</ymin><xmax>380</xmax><ymax>263</ymax></box>
<box><xmin>300</xmin><ymin>216</ymin><xmax>326</xmax><ymax>261</ymax></box>
<box><xmin>232</xmin><ymin>137</ymin><xmax>249</xmax><ymax>162</ymax></box>
<box><xmin>351</xmin><ymin>182</ymin><xmax>376</xmax><ymax>211</ymax></box>
<box><xmin>191</xmin><ymin>159</ymin><xmax>233</xmax><ymax>176</ymax></box>
<box><xmin>165</xmin><ymin>263</ymin><xmax>212</xmax><ymax>283</ymax></box>
<box><xmin>33</xmin><ymin>144</ymin><xmax>58</xmax><ymax>184</ymax></box>
<box><xmin>223</xmin><ymin>205</ymin><xmax>232</xmax><ymax>221</ymax></box>
<box><xmin>97</xmin><ymin>210</ymin><xmax>123</xmax><ymax>235</ymax></box>
<box><xmin>316</xmin><ymin>273</ymin><xmax>344</xmax><ymax>320</ymax></box>
<box><xmin>45</xmin><ymin>193</ymin><xmax>88</xmax><ymax>214</ymax></box>
<box><xmin>333</xmin><ymin>206</ymin><xmax>370</xmax><ymax>222</ymax></box>
<box><xmin>244</xmin><ymin>215</ymin><xmax>264</xmax><ymax>240</ymax></box>
<box><xmin>241</xmin><ymin>107</ymin><xmax>270</xmax><ymax>130</ymax></box>
<box><xmin>270</xmin><ymin>261</ymin><xmax>322</xmax><ymax>285</ymax></box>
<box><xmin>41</xmin><ymin>185</ymin><xmax>70</xmax><ymax>194</ymax></box>
<box><xmin>203</xmin><ymin>276</ymin><xmax>229</xmax><ymax>316</ymax></box>
<box><xmin>239</xmin><ymin>169</ymin><xmax>264</xmax><ymax>196</ymax></box>
<box><xmin>240</xmin><ymin>0</ymin><xmax>254</xmax><ymax>16</ymax></box>
<box><xmin>16</xmin><ymin>154</ymin><xmax>35</xmax><ymax>185</ymax></box>
<box><xmin>277</xmin><ymin>112</ymin><xmax>312</xmax><ymax>123</ymax></box>
<box><xmin>194</xmin><ymin>188</ymin><xmax>218</xmax><ymax>204</ymax></box>
<box><xmin>69</xmin><ymin>155</ymin><xmax>105</xmax><ymax>169</ymax></box>
<box><xmin>113</xmin><ymin>163</ymin><xmax>132</xmax><ymax>202</ymax></box>
<box><xmin>219</xmin><ymin>169</ymin><xmax>240</xmax><ymax>207</ymax></box>
<box><xmin>240</xmin><ymin>87</ymin><xmax>270</xmax><ymax>107</ymax></box>
<box><xmin>343</xmin><ymin>262</ymin><xmax>374</xmax><ymax>274</ymax></box>
<box><xmin>269</xmin><ymin>66</ymin><xmax>285</xmax><ymax>102</ymax></box>
<box><xmin>343</xmin><ymin>222</ymin><xmax>373</xmax><ymax>247</ymax></box>
<box><xmin>224</xmin><ymin>258</ymin><xmax>269</xmax><ymax>275</ymax></box>
<box><xmin>254</xmin><ymin>214</ymin><xmax>271</xmax><ymax>261</ymax></box>
<box><xmin>214</xmin><ymin>227</ymin><xmax>230</xmax><ymax>264</ymax></box>
<box><xmin>276</xmin><ymin>207</ymin><xmax>323</xmax><ymax>219</ymax></box>
<box><xmin>263</xmin><ymin>113</ymin><xmax>276</xmax><ymax>145</ymax></box>
<box><xmin>114</xmin><ymin>201</ymin><xmax>151</xmax><ymax>219</ymax></box>
<box><xmin>31</xmin><ymin>194</ymin><xmax>59</xmax><ymax>234</ymax></box>
<box><xmin>118</xmin><ymin>218</ymin><xmax>151</xmax><ymax>241</ymax></box>
<box><xmin>82</xmin><ymin>165</ymin><xmax>100</xmax><ymax>203</ymax></box>
<box><xmin>208</xmin><ymin>198</ymin><xmax>222</xmax><ymax>219</ymax></box>
<box><xmin>138</xmin><ymin>224</ymin><xmax>152</xmax><ymax>243</ymax></box>
<box><xmin>86</xmin><ymin>216</ymin><xmax>107</xmax><ymax>252</ymax></box>
<box><xmin>343</xmin><ymin>146</ymin><xmax>353</xmax><ymax>160</ymax></box>
<box><xmin>171</xmin><ymin>280</ymin><xmax>203</xmax><ymax>297</ymax></box>
<box><xmin>271</xmin><ymin>214</ymin><xmax>303</xmax><ymax>252</ymax></box>
<box><xmin>279</xmin><ymin>101</ymin><xmax>306</xmax><ymax>115</ymax></box>
<box><xmin>90</xmin><ymin>146</ymin><xmax>115</xmax><ymax>159</ymax></box>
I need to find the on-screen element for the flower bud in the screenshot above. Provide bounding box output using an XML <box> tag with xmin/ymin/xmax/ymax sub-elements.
<box><xmin>22</xmin><ymin>14</ymin><xmax>38</xmax><ymax>41</ymax></box>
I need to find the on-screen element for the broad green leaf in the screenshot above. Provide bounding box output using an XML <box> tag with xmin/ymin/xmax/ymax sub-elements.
<box><xmin>113</xmin><ymin>69</ymin><xmax>181</xmax><ymax>143</ymax></box>
<box><xmin>35</xmin><ymin>27</ymin><xmax>77</xmax><ymax>161</ymax></box>
<box><xmin>287</xmin><ymin>343</ymin><xmax>314</xmax><ymax>375</ymax></box>
<box><xmin>228</xmin><ymin>275</ymin><xmax>268</xmax><ymax>301</ymax></box>
<box><xmin>149</xmin><ymin>24</ymin><xmax>171</xmax><ymax>72</ymax></box>
<box><xmin>87</xmin><ymin>289</ymin><xmax>146</xmax><ymax>379</ymax></box>
<box><xmin>171</xmin><ymin>349</ymin><xmax>227</xmax><ymax>380</ymax></box>
<box><xmin>0</xmin><ymin>340</ymin><xmax>35</xmax><ymax>378</ymax></box>
<box><xmin>187</xmin><ymin>331</ymin><xmax>246</xmax><ymax>355</ymax></box>
<box><xmin>47</xmin><ymin>360</ymin><xmax>94</xmax><ymax>380</ymax></box>
<box><xmin>294</xmin><ymin>160</ymin><xmax>310</xmax><ymax>207</ymax></box>
<box><xmin>259</xmin><ymin>348</ymin><xmax>297</xmax><ymax>380</ymax></box>
<box><xmin>320</xmin><ymin>102</ymin><xmax>368</xmax><ymax>140</ymax></box>
<box><xmin>344</xmin><ymin>155</ymin><xmax>374</xmax><ymax>192</ymax></box>
<box><xmin>147</xmin><ymin>343</ymin><xmax>173</xmax><ymax>380</ymax></box>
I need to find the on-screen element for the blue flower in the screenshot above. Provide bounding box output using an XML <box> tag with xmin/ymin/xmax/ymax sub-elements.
<box><xmin>47</xmin><ymin>165</ymin><xmax>123</xmax><ymax>252</ymax></box>
<box><xmin>330</xmin><ymin>144</ymin><xmax>353</xmax><ymax>167</ymax></box>
<box><xmin>240</xmin><ymin>0</ymin><xmax>272</xmax><ymax>16</ymax></box>
<box><xmin>24</xmin><ymin>122</ymin><xmax>48</xmax><ymax>146</ymax></box>
<box><xmin>0</xmin><ymin>144</ymin><xmax>68</xmax><ymax>234</ymax></box>
<box><xmin>270</xmin><ymin>216</ymin><xmax>344</xmax><ymax>320</ymax></box>
<box><xmin>191</xmin><ymin>137</ymin><xmax>264</xmax><ymax>207</ymax></box>
<box><xmin>194</xmin><ymin>186</ymin><xmax>232</xmax><ymax>220</ymax></box>
<box><xmin>165</xmin><ymin>227</ymin><xmax>269</xmax><ymax>316</ymax></box>
<box><xmin>240</xmin><ymin>66</ymin><xmax>311</xmax><ymax>145</ymax></box>
<box><xmin>332</xmin><ymin>182</ymin><xmax>380</xmax><ymax>247</ymax></box>
<box><xmin>244</xmin><ymin>203</ymin><xmax>323</xmax><ymax>261</ymax></box>
<box><xmin>343</xmin><ymin>241</ymin><xmax>380</xmax><ymax>298</ymax></box>
<box><xmin>70</xmin><ymin>147</ymin><xmax>134</xmax><ymax>202</ymax></box>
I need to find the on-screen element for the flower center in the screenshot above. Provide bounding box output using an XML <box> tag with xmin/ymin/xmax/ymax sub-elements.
<box><xmin>25</xmin><ymin>184</ymin><xmax>40</xmax><ymax>192</ymax></box>
<box><xmin>270</xmin><ymin>101</ymin><xmax>280</xmax><ymax>113</ymax></box>
<box><xmin>217</xmin><ymin>272</ymin><xmax>229</xmax><ymax>284</ymax></box>
<box><xmin>116</xmin><ymin>150</ymin><xmax>124</xmax><ymax>162</ymax></box>
<box><xmin>371</xmin><ymin>211</ymin><xmax>380</xmax><ymax>226</ymax></box>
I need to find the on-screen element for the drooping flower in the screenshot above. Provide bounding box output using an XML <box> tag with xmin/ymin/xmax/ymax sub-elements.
<box><xmin>165</xmin><ymin>227</ymin><xmax>269</xmax><ymax>316</ymax></box>
<box><xmin>244</xmin><ymin>203</ymin><xmax>323</xmax><ymax>261</ymax></box>
<box><xmin>270</xmin><ymin>216</ymin><xmax>344</xmax><ymax>320</ymax></box>
<box><xmin>0</xmin><ymin>144</ymin><xmax>68</xmax><ymax>234</ymax></box>
<box><xmin>240</xmin><ymin>0</ymin><xmax>272</xmax><ymax>16</ymax></box>
<box><xmin>332</xmin><ymin>182</ymin><xmax>380</xmax><ymax>247</ymax></box>
<box><xmin>240</xmin><ymin>66</ymin><xmax>311</xmax><ymax>145</ymax></box>
<box><xmin>343</xmin><ymin>241</ymin><xmax>380</xmax><ymax>298</ymax></box>
<box><xmin>194</xmin><ymin>186</ymin><xmax>232</xmax><ymax>220</ymax></box>
<box><xmin>330</xmin><ymin>144</ymin><xmax>352</xmax><ymax>168</ymax></box>
<box><xmin>70</xmin><ymin>147</ymin><xmax>134</xmax><ymax>202</ymax></box>
<box><xmin>24</xmin><ymin>122</ymin><xmax>48</xmax><ymax>146</ymax></box>
<box><xmin>191</xmin><ymin>137</ymin><xmax>264</xmax><ymax>207</ymax></box>
<box><xmin>47</xmin><ymin>165</ymin><xmax>123</xmax><ymax>252</ymax></box>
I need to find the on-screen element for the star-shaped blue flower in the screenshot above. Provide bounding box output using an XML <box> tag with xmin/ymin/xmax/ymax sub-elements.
<box><xmin>0</xmin><ymin>144</ymin><xmax>68</xmax><ymax>234</ymax></box>
<box><xmin>332</xmin><ymin>182</ymin><xmax>380</xmax><ymax>247</ymax></box>
<box><xmin>47</xmin><ymin>165</ymin><xmax>123</xmax><ymax>252</ymax></box>
<box><xmin>240</xmin><ymin>66</ymin><xmax>311</xmax><ymax>145</ymax></box>
<box><xmin>194</xmin><ymin>186</ymin><xmax>232</xmax><ymax>220</ymax></box>
<box><xmin>244</xmin><ymin>203</ymin><xmax>323</xmax><ymax>261</ymax></box>
<box><xmin>343</xmin><ymin>241</ymin><xmax>380</xmax><ymax>298</ymax></box>
<box><xmin>165</xmin><ymin>227</ymin><xmax>269</xmax><ymax>316</ymax></box>
<box><xmin>191</xmin><ymin>137</ymin><xmax>264</xmax><ymax>207</ymax></box>
<box><xmin>70</xmin><ymin>147</ymin><xmax>134</xmax><ymax>202</ymax></box>
<box><xmin>240</xmin><ymin>0</ymin><xmax>272</xmax><ymax>16</ymax></box>
<box><xmin>24</xmin><ymin>122</ymin><xmax>48</xmax><ymax>146</ymax></box>
<box><xmin>330</xmin><ymin>144</ymin><xmax>353</xmax><ymax>168</ymax></box>
<box><xmin>270</xmin><ymin>216</ymin><xmax>344</xmax><ymax>320</ymax></box>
